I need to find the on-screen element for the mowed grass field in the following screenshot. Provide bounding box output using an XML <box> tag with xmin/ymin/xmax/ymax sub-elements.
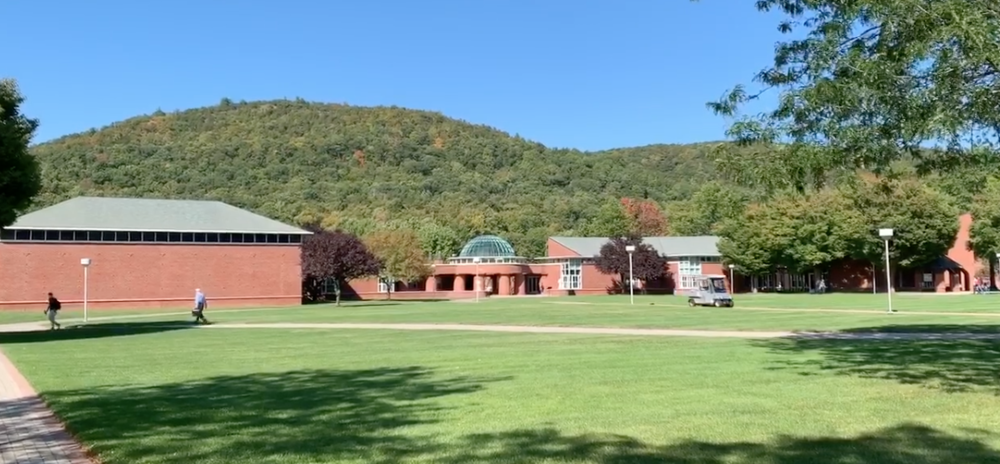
<box><xmin>6</xmin><ymin>292</ymin><xmax>1000</xmax><ymax>331</ymax></box>
<box><xmin>3</xmin><ymin>294</ymin><xmax>1000</xmax><ymax>463</ymax></box>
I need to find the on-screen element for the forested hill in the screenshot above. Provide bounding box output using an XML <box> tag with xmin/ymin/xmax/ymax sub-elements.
<box><xmin>30</xmin><ymin>99</ymin><xmax>724</xmax><ymax>256</ymax></box>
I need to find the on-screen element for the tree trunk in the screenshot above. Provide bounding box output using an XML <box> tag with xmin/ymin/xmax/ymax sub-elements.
<box><xmin>871</xmin><ymin>261</ymin><xmax>878</xmax><ymax>294</ymax></box>
<box><xmin>991</xmin><ymin>259</ymin><xmax>997</xmax><ymax>291</ymax></box>
<box><xmin>334</xmin><ymin>280</ymin><xmax>342</xmax><ymax>306</ymax></box>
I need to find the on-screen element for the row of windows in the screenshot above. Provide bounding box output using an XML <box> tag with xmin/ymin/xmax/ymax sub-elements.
<box><xmin>678</xmin><ymin>257</ymin><xmax>721</xmax><ymax>289</ymax></box>
<box><xmin>559</xmin><ymin>259</ymin><xmax>583</xmax><ymax>290</ymax></box>
<box><xmin>0</xmin><ymin>229</ymin><xmax>304</xmax><ymax>244</ymax></box>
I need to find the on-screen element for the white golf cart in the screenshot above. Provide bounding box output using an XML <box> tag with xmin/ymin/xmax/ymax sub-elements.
<box><xmin>686</xmin><ymin>274</ymin><xmax>734</xmax><ymax>308</ymax></box>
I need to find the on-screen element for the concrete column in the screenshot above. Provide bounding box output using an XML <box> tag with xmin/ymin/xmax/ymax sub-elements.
<box><xmin>455</xmin><ymin>275</ymin><xmax>465</xmax><ymax>292</ymax></box>
<box><xmin>498</xmin><ymin>274</ymin><xmax>510</xmax><ymax>295</ymax></box>
<box><xmin>425</xmin><ymin>276</ymin><xmax>437</xmax><ymax>292</ymax></box>
<box><xmin>517</xmin><ymin>276</ymin><xmax>527</xmax><ymax>295</ymax></box>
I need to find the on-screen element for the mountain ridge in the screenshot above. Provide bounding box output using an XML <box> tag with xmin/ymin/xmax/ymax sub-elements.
<box><xmin>28</xmin><ymin>99</ymin><xmax>725</xmax><ymax>256</ymax></box>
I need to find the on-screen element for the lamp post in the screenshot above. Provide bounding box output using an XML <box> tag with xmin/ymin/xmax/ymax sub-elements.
<box><xmin>473</xmin><ymin>257</ymin><xmax>481</xmax><ymax>303</ymax></box>
<box><xmin>728</xmin><ymin>264</ymin><xmax>735</xmax><ymax>294</ymax></box>
<box><xmin>878</xmin><ymin>228</ymin><xmax>894</xmax><ymax>313</ymax></box>
<box><xmin>625</xmin><ymin>245</ymin><xmax>636</xmax><ymax>305</ymax></box>
<box><xmin>80</xmin><ymin>258</ymin><xmax>91</xmax><ymax>322</ymax></box>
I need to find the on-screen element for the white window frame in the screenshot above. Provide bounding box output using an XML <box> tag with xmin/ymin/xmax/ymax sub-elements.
<box><xmin>559</xmin><ymin>259</ymin><xmax>583</xmax><ymax>290</ymax></box>
<box><xmin>678</xmin><ymin>257</ymin><xmax>703</xmax><ymax>289</ymax></box>
<box><xmin>323</xmin><ymin>278</ymin><xmax>338</xmax><ymax>294</ymax></box>
<box><xmin>378</xmin><ymin>277</ymin><xmax>396</xmax><ymax>293</ymax></box>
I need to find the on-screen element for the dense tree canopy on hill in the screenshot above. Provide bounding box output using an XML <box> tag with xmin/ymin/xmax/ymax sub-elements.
<box><xmin>29</xmin><ymin>100</ymin><xmax>722</xmax><ymax>257</ymax></box>
<box><xmin>26</xmin><ymin>98</ymin><xmax>991</xmax><ymax>273</ymax></box>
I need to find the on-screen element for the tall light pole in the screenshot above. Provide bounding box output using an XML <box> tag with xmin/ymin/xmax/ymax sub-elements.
<box><xmin>878</xmin><ymin>229</ymin><xmax>894</xmax><ymax>313</ymax></box>
<box><xmin>473</xmin><ymin>257</ymin><xmax>481</xmax><ymax>303</ymax></box>
<box><xmin>625</xmin><ymin>245</ymin><xmax>636</xmax><ymax>305</ymax></box>
<box><xmin>728</xmin><ymin>264</ymin><xmax>735</xmax><ymax>294</ymax></box>
<box><xmin>81</xmin><ymin>258</ymin><xmax>91</xmax><ymax>322</ymax></box>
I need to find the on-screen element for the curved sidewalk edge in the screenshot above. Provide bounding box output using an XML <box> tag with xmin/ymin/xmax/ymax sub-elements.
<box><xmin>0</xmin><ymin>348</ymin><xmax>96</xmax><ymax>464</ymax></box>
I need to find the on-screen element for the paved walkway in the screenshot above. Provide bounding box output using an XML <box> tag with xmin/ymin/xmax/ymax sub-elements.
<box><xmin>0</xmin><ymin>349</ymin><xmax>93</xmax><ymax>464</ymax></box>
<box><xmin>198</xmin><ymin>322</ymin><xmax>1000</xmax><ymax>339</ymax></box>
<box><xmin>8</xmin><ymin>320</ymin><xmax>1000</xmax><ymax>340</ymax></box>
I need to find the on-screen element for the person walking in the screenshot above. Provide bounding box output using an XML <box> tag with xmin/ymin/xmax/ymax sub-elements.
<box><xmin>44</xmin><ymin>292</ymin><xmax>62</xmax><ymax>330</ymax></box>
<box><xmin>192</xmin><ymin>288</ymin><xmax>209</xmax><ymax>324</ymax></box>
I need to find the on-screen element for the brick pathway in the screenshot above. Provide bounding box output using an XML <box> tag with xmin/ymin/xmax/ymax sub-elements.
<box><xmin>0</xmin><ymin>349</ymin><xmax>93</xmax><ymax>464</ymax></box>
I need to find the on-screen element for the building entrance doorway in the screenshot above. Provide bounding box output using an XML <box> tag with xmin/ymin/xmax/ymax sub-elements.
<box><xmin>525</xmin><ymin>275</ymin><xmax>542</xmax><ymax>295</ymax></box>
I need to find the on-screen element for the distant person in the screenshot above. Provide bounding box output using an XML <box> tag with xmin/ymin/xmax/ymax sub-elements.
<box><xmin>44</xmin><ymin>292</ymin><xmax>62</xmax><ymax>330</ymax></box>
<box><xmin>192</xmin><ymin>288</ymin><xmax>209</xmax><ymax>324</ymax></box>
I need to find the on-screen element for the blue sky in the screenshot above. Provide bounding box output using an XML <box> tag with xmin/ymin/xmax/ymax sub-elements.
<box><xmin>4</xmin><ymin>0</ymin><xmax>787</xmax><ymax>151</ymax></box>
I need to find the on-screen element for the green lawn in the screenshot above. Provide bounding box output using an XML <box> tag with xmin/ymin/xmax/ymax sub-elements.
<box><xmin>12</xmin><ymin>293</ymin><xmax>998</xmax><ymax>333</ymax></box>
<box><xmin>5</xmin><ymin>292</ymin><xmax>1000</xmax><ymax>328</ymax></box>
<box><xmin>3</xmin><ymin>295</ymin><xmax>1000</xmax><ymax>463</ymax></box>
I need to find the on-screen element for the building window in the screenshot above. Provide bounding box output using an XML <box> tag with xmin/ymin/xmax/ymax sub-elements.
<box><xmin>323</xmin><ymin>278</ymin><xmax>339</xmax><ymax>294</ymax></box>
<box><xmin>0</xmin><ymin>228</ymin><xmax>308</xmax><ymax>245</ymax></box>
<box><xmin>678</xmin><ymin>257</ymin><xmax>703</xmax><ymax>289</ymax></box>
<box><xmin>559</xmin><ymin>259</ymin><xmax>582</xmax><ymax>290</ymax></box>
<box><xmin>378</xmin><ymin>277</ymin><xmax>396</xmax><ymax>293</ymax></box>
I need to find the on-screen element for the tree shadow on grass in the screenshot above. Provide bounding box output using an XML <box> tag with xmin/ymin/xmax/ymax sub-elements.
<box><xmin>37</xmin><ymin>365</ymin><xmax>1000</xmax><ymax>463</ymax></box>
<box><xmin>754</xmin><ymin>325</ymin><xmax>1000</xmax><ymax>394</ymax></box>
<box><xmin>0</xmin><ymin>321</ymin><xmax>196</xmax><ymax>345</ymax></box>
<box><xmin>43</xmin><ymin>366</ymin><xmax>509</xmax><ymax>464</ymax></box>
<box><xmin>439</xmin><ymin>424</ymin><xmax>1000</xmax><ymax>463</ymax></box>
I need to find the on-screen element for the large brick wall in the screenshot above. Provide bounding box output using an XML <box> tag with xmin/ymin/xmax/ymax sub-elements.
<box><xmin>0</xmin><ymin>243</ymin><xmax>302</xmax><ymax>310</ymax></box>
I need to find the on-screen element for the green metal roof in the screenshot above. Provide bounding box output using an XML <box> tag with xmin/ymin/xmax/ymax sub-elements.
<box><xmin>549</xmin><ymin>236</ymin><xmax>721</xmax><ymax>257</ymax></box>
<box><xmin>8</xmin><ymin>197</ymin><xmax>310</xmax><ymax>234</ymax></box>
<box><xmin>458</xmin><ymin>235</ymin><xmax>517</xmax><ymax>258</ymax></box>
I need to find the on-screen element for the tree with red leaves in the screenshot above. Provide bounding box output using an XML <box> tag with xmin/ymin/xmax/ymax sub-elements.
<box><xmin>620</xmin><ymin>198</ymin><xmax>668</xmax><ymax>236</ymax></box>
<box><xmin>301</xmin><ymin>226</ymin><xmax>381</xmax><ymax>305</ymax></box>
<box><xmin>595</xmin><ymin>235</ymin><xmax>667</xmax><ymax>293</ymax></box>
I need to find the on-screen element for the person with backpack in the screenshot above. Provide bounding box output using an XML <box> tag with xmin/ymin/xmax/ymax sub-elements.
<box><xmin>44</xmin><ymin>292</ymin><xmax>62</xmax><ymax>330</ymax></box>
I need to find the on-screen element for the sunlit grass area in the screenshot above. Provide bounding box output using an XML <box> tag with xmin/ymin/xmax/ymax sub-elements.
<box><xmin>3</xmin><ymin>315</ymin><xmax>1000</xmax><ymax>464</ymax></box>
<box><xmin>6</xmin><ymin>293</ymin><xmax>999</xmax><ymax>333</ymax></box>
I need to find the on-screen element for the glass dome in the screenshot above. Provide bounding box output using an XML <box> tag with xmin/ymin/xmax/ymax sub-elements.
<box><xmin>458</xmin><ymin>235</ymin><xmax>517</xmax><ymax>258</ymax></box>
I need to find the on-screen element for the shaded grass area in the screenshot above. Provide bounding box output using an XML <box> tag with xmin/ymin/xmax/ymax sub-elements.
<box><xmin>5</xmin><ymin>326</ymin><xmax>1000</xmax><ymax>463</ymax></box>
<box><xmin>756</xmin><ymin>325</ymin><xmax>1000</xmax><ymax>394</ymax></box>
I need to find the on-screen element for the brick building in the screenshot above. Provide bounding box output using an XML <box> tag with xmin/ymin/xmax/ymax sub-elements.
<box><xmin>344</xmin><ymin>234</ymin><xmax>727</xmax><ymax>299</ymax></box>
<box><xmin>0</xmin><ymin>197</ymin><xmax>309</xmax><ymax>310</ymax></box>
<box><xmin>732</xmin><ymin>213</ymin><xmax>980</xmax><ymax>293</ymax></box>
<box><xmin>346</xmin><ymin>214</ymin><xmax>981</xmax><ymax>299</ymax></box>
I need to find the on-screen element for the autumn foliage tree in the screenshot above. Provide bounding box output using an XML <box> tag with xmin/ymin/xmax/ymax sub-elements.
<box><xmin>300</xmin><ymin>226</ymin><xmax>381</xmax><ymax>305</ymax></box>
<box><xmin>365</xmin><ymin>228</ymin><xmax>432</xmax><ymax>300</ymax></box>
<box><xmin>620</xmin><ymin>198</ymin><xmax>668</xmax><ymax>236</ymax></box>
<box><xmin>595</xmin><ymin>236</ymin><xmax>668</xmax><ymax>293</ymax></box>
